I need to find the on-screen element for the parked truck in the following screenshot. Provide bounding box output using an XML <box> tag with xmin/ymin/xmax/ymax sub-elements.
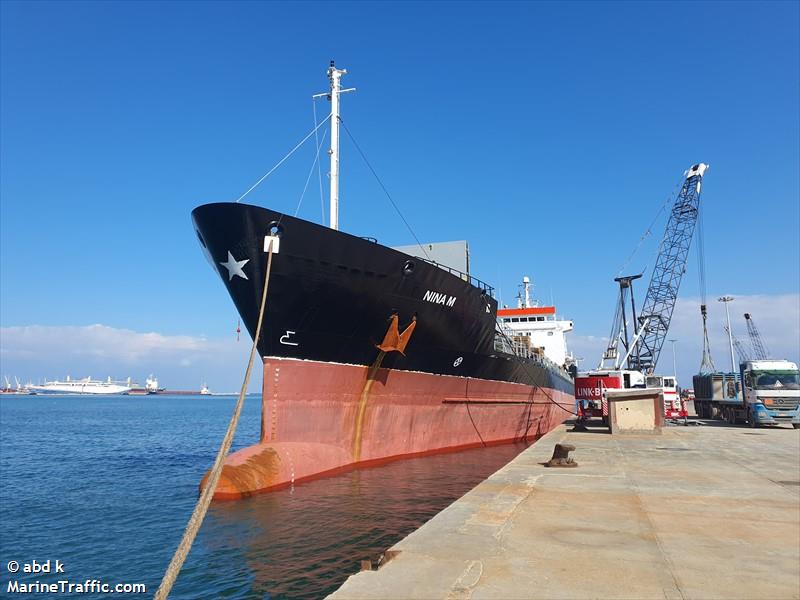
<box><xmin>575</xmin><ymin>370</ymin><xmax>685</xmax><ymax>423</ymax></box>
<box><xmin>694</xmin><ymin>360</ymin><xmax>800</xmax><ymax>428</ymax></box>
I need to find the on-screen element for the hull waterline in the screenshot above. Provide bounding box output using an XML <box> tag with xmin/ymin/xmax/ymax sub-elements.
<box><xmin>200</xmin><ymin>357</ymin><xmax>572</xmax><ymax>499</ymax></box>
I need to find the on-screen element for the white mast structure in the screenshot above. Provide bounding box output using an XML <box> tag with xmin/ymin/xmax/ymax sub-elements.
<box><xmin>313</xmin><ymin>61</ymin><xmax>355</xmax><ymax>231</ymax></box>
<box><xmin>719</xmin><ymin>295</ymin><xmax>737</xmax><ymax>373</ymax></box>
<box><xmin>518</xmin><ymin>276</ymin><xmax>533</xmax><ymax>308</ymax></box>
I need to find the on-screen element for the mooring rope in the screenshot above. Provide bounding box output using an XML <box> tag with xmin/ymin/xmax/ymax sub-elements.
<box><xmin>153</xmin><ymin>240</ymin><xmax>276</xmax><ymax>600</ymax></box>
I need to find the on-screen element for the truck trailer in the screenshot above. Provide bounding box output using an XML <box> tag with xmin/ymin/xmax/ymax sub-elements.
<box><xmin>694</xmin><ymin>360</ymin><xmax>800</xmax><ymax>428</ymax></box>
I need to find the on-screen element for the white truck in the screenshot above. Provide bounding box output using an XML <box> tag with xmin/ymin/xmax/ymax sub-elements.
<box><xmin>741</xmin><ymin>360</ymin><xmax>800</xmax><ymax>428</ymax></box>
<box><xmin>694</xmin><ymin>359</ymin><xmax>800</xmax><ymax>428</ymax></box>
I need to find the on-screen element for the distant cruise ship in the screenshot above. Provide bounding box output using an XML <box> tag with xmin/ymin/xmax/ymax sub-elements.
<box><xmin>29</xmin><ymin>376</ymin><xmax>132</xmax><ymax>395</ymax></box>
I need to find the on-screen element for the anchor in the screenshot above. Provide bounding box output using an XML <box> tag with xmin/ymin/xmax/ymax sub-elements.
<box><xmin>352</xmin><ymin>314</ymin><xmax>418</xmax><ymax>462</ymax></box>
<box><xmin>376</xmin><ymin>313</ymin><xmax>417</xmax><ymax>354</ymax></box>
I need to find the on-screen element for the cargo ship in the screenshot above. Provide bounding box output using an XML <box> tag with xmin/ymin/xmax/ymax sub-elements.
<box><xmin>127</xmin><ymin>374</ymin><xmax>164</xmax><ymax>395</ymax></box>
<box><xmin>192</xmin><ymin>63</ymin><xmax>576</xmax><ymax>499</ymax></box>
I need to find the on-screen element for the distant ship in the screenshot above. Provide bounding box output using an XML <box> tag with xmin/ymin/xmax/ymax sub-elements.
<box><xmin>0</xmin><ymin>376</ymin><xmax>35</xmax><ymax>395</ymax></box>
<box><xmin>29</xmin><ymin>376</ymin><xmax>132</xmax><ymax>395</ymax></box>
<box><xmin>128</xmin><ymin>375</ymin><xmax>165</xmax><ymax>395</ymax></box>
<box><xmin>192</xmin><ymin>62</ymin><xmax>576</xmax><ymax>499</ymax></box>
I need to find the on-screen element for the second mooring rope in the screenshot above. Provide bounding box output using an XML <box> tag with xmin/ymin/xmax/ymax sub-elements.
<box><xmin>153</xmin><ymin>240</ymin><xmax>276</xmax><ymax>600</ymax></box>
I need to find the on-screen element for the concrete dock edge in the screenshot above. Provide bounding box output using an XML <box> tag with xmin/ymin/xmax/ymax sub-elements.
<box><xmin>328</xmin><ymin>422</ymin><xmax>800</xmax><ymax>599</ymax></box>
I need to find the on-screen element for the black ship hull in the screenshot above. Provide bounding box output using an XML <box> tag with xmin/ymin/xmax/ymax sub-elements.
<box><xmin>191</xmin><ymin>202</ymin><xmax>574</xmax><ymax>395</ymax></box>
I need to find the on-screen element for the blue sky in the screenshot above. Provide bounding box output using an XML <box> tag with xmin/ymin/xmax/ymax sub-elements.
<box><xmin>1</xmin><ymin>1</ymin><xmax>798</xmax><ymax>390</ymax></box>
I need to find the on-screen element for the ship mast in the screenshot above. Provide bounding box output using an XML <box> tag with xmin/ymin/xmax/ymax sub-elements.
<box><xmin>315</xmin><ymin>61</ymin><xmax>355</xmax><ymax>231</ymax></box>
<box><xmin>516</xmin><ymin>276</ymin><xmax>534</xmax><ymax>309</ymax></box>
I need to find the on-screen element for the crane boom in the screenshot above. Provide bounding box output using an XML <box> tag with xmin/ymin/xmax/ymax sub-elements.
<box><xmin>744</xmin><ymin>313</ymin><xmax>770</xmax><ymax>360</ymax></box>
<box><xmin>724</xmin><ymin>323</ymin><xmax>751</xmax><ymax>363</ymax></box>
<box><xmin>630</xmin><ymin>163</ymin><xmax>709</xmax><ymax>373</ymax></box>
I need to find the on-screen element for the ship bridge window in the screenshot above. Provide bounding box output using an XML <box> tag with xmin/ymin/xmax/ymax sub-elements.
<box><xmin>511</xmin><ymin>318</ymin><xmax>519</xmax><ymax>323</ymax></box>
<box><xmin>537</xmin><ymin>317</ymin><xmax>545</xmax><ymax>321</ymax></box>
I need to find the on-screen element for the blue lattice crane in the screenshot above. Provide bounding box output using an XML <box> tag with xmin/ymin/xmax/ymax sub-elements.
<box><xmin>629</xmin><ymin>163</ymin><xmax>709</xmax><ymax>373</ymax></box>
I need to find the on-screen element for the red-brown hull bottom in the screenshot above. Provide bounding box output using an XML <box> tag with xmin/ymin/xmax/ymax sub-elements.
<box><xmin>200</xmin><ymin>357</ymin><xmax>573</xmax><ymax>499</ymax></box>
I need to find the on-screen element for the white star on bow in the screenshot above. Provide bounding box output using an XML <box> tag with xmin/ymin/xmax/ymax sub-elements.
<box><xmin>219</xmin><ymin>251</ymin><xmax>249</xmax><ymax>281</ymax></box>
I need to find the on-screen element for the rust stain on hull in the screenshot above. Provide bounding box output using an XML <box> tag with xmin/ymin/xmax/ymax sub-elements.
<box><xmin>352</xmin><ymin>350</ymin><xmax>387</xmax><ymax>463</ymax></box>
<box><xmin>199</xmin><ymin>446</ymin><xmax>281</xmax><ymax>499</ymax></box>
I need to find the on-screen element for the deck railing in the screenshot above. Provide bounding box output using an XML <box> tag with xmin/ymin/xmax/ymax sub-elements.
<box><xmin>421</xmin><ymin>258</ymin><xmax>495</xmax><ymax>297</ymax></box>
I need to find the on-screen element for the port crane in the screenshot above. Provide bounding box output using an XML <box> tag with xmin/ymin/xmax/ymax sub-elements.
<box><xmin>630</xmin><ymin>163</ymin><xmax>708</xmax><ymax>372</ymax></box>
<box><xmin>744</xmin><ymin>313</ymin><xmax>770</xmax><ymax>360</ymax></box>
<box><xmin>724</xmin><ymin>323</ymin><xmax>751</xmax><ymax>363</ymax></box>
<box><xmin>579</xmin><ymin>163</ymin><xmax>709</xmax><ymax>423</ymax></box>
<box><xmin>598</xmin><ymin>274</ymin><xmax>643</xmax><ymax>369</ymax></box>
<box><xmin>598</xmin><ymin>163</ymin><xmax>709</xmax><ymax>373</ymax></box>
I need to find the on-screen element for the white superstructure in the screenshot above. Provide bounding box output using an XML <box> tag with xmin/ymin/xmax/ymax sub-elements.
<box><xmin>29</xmin><ymin>375</ymin><xmax>132</xmax><ymax>395</ymax></box>
<box><xmin>145</xmin><ymin>375</ymin><xmax>162</xmax><ymax>394</ymax></box>
<box><xmin>497</xmin><ymin>277</ymin><xmax>574</xmax><ymax>368</ymax></box>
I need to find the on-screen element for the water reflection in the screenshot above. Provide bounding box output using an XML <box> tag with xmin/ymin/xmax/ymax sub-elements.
<box><xmin>1</xmin><ymin>396</ymin><xmax>534</xmax><ymax>600</ymax></box>
<box><xmin>189</xmin><ymin>443</ymin><xmax>530</xmax><ymax>600</ymax></box>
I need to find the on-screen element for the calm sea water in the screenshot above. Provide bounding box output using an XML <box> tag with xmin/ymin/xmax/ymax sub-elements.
<box><xmin>0</xmin><ymin>394</ymin><xmax>528</xmax><ymax>599</ymax></box>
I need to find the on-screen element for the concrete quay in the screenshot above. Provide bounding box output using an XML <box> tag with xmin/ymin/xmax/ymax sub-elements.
<box><xmin>329</xmin><ymin>421</ymin><xmax>800</xmax><ymax>600</ymax></box>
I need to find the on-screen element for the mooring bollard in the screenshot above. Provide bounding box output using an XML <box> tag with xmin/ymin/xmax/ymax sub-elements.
<box><xmin>544</xmin><ymin>443</ymin><xmax>578</xmax><ymax>468</ymax></box>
